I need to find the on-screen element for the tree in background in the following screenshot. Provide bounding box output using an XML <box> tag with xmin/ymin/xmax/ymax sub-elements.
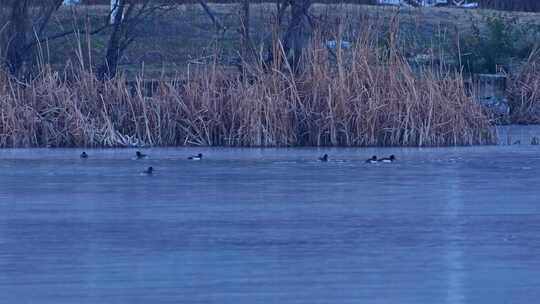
<box><xmin>97</xmin><ymin>0</ymin><xmax>225</xmax><ymax>79</ymax></box>
<box><xmin>240</xmin><ymin>0</ymin><xmax>250</xmax><ymax>59</ymax></box>
<box><xmin>98</xmin><ymin>0</ymin><xmax>134</xmax><ymax>79</ymax></box>
<box><xmin>0</xmin><ymin>0</ymin><xmax>179</xmax><ymax>79</ymax></box>
<box><xmin>285</xmin><ymin>0</ymin><xmax>312</xmax><ymax>70</ymax></box>
<box><xmin>478</xmin><ymin>0</ymin><xmax>540</xmax><ymax>12</ymax></box>
<box><xmin>265</xmin><ymin>0</ymin><xmax>312</xmax><ymax>71</ymax></box>
<box><xmin>457</xmin><ymin>15</ymin><xmax>540</xmax><ymax>74</ymax></box>
<box><xmin>1</xmin><ymin>0</ymin><xmax>63</xmax><ymax>76</ymax></box>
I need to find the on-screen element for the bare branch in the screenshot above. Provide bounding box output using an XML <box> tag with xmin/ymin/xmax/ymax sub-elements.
<box><xmin>198</xmin><ymin>0</ymin><xmax>225</xmax><ymax>32</ymax></box>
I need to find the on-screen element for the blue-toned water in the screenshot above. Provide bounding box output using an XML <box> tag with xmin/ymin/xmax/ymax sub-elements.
<box><xmin>1</xmin><ymin>129</ymin><xmax>540</xmax><ymax>303</ymax></box>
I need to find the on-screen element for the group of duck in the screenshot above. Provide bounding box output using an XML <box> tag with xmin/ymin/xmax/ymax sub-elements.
<box><xmin>79</xmin><ymin>151</ymin><xmax>396</xmax><ymax>175</ymax></box>
<box><xmin>318</xmin><ymin>154</ymin><xmax>396</xmax><ymax>164</ymax></box>
<box><xmin>80</xmin><ymin>151</ymin><xmax>203</xmax><ymax>175</ymax></box>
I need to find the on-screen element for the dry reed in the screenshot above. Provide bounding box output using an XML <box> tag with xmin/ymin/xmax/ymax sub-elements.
<box><xmin>508</xmin><ymin>48</ymin><xmax>540</xmax><ymax>124</ymax></box>
<box><xmin>0</xmin><ymin>21</ymin><xmax>495</xmax><ymax>148</ymax></box>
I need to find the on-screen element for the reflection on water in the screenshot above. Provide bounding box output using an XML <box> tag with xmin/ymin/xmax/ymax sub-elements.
<box><xmin>1</xmin><ymin>144</ymin><xmax>540</xmax><ymax>304</ymax></box>
<box><xmin>444</xmin><ymin>167</ymin><xmax>465</xmax><ymax>304</ymax></box>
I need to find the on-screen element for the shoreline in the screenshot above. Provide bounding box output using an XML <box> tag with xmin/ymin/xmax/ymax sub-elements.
<box><xmin>1</xmin><ymin>125</ymin><xmax>538</xmax><ymax>149</ymax></box>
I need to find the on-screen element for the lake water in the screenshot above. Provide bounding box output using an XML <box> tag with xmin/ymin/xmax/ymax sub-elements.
<box><xmin>1</xmin><ymin>127</ymin><xmax>540</xmax><ymax>303</ymax></box>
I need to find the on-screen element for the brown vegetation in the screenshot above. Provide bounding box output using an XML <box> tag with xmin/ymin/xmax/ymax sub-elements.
<box><xmin>508</xmin><ymin>49</ymin><xmax>540</xmax><ymax>123</ymax></box>
<box><xmin>8</xmin><ymin>2</ymin><xmax>540</xmax><ymax>148</ymax></box>
<box><xmin>0</xmin><ymin>27</ymin><xmax>495</xmax><ymax>148</ymax></box>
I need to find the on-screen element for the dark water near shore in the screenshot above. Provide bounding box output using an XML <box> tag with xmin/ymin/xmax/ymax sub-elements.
<box><xmin>1</xmin><ymin>128</ymin><xmax>540</xmax><ymax>303</ymax></box>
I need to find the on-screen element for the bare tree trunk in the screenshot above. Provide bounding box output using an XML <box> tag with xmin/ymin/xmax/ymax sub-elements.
<box><xmin>276</xmin><ymin>0</ymin><xmax>290</xmax><ymax>27</ymax></box>
<box><xmin>264</xmin><ymin>0</ymin><xmax>311</xmax><ymax>71</ymax></box>
<box><xmin>5</xmin><ymin>0</ymin><xmax>29</xmax><ymax>75</ymax></box>
<box><xmin>97</xmin><ymin>0</ymin><xmax>177</xmax><ymax>80</ymax></box>
<box><xmin>240</xmin><ymin>0</ymin><xmax>250</xmax><ymax>59</ymax></box>
<box><xmin>2</xmin><ymin>0</ymin><xmax>66</xmax><ymax>77</ymax></box>
<box><xmin>198</xmin><ymin>0</ymin><xmax>225</xmax><ymax>32</ymax></box>
<box><xmin>98</xmin><ymin>0</ymin><xmax>127</xmax><ymax>79</ymax></box>
<box><xmin>283</xmin><ymin>0</ymin><xmax>311</xmax><ymax>70</ymax></box>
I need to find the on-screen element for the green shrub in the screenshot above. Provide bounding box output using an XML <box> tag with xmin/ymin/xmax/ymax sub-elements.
<box><xmin>458</xmin><ymin>14</ymin><xmax>539</xmax><ymax>74</ymax></box>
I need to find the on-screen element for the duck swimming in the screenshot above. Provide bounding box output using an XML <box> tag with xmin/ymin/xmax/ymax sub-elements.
<box><xmin>365</xmin><ymin>156</ymin><xmax>377</xmax><ymax>164</ymax></box>
<box><xmin>136</xmin><ymin>151</ymin><xmax>147</xmax><ymax>159</ymax></box>
<box><xmin>143</xmin><ymin>167</ymin><xmax>153</xmax><ymax>175</ymax></box>
<box><xmin>379</xmin><ymin>155</ymin><xmax>396</xmax><ymax>163</ymax></box>
<box><xmin>80</xmin><ymin>152</ymin><xmax>88</xmax><ymax>159</ymax></box>
<box><xmin>319</xmin><ymin>154</ymin><xmax>329</xmax><ymax>162</ymax></box>
<box><xmin>188</xmin><ymin>153</ymin><xmax>203</xmax><ymax>160</ymax></box>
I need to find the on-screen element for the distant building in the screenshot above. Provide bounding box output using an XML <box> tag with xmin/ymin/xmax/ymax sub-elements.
<box><xmin>378</xmin><ymin>0</ymin><xmax>403</xmax><ymax>5</ymax></box>
<box><xmin>419</xmin><ymin>0</ymin><xmax>448</xmax><ymax>6</ymax></box>
<box><xmin>378</xmin><ymin>0</ymin><xmax>449</xmax><ymax>7</ymax></box>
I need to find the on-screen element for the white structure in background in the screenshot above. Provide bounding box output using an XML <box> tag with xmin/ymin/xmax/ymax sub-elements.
<box><xmin>377</xmin><ymin>0</ymin><xmax>449</xmax><ymax>6</ymax></box>
<box><xmin>461</xmin><ymin>2</ymin><xmax>479</xmax><ymax>8</ymax></box>
<box><xmin>457</xmin><ymin>1</ymin><xmax>479</xmax><ymax>8</ymax></box>
<box><xmin>378</xmin><ymin>0</ymin><xmax>406</xmax><ymax>5</ymax></box>
<box><xmin>420</xmin><ymin>0</ymin><xmax>448</xmax><ymax>6</ymax></box>
<box><xmin>325</xmin><ymin>40</ymin><xmax>352</xmax><ymax>50</ymax></box>
<box><xmin>377</xmin><ymin>0</ymin><xmax>478</xmax><ymax>7</ymax></box>
<box><xmin>110</xmin><ymin>0</ymin><xmax>122</xmax><ymax>24</ymax></box>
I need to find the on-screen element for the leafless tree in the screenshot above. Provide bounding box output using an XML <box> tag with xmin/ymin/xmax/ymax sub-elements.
<box><xmin>240</xmin><ymin>0</ymin><xmax>250</xmax><ymax>59</ymax></box>
<box><xmin>0</xmin><ymin>0</ymin><xmax>179</xmax><ymax>79</ymax></box>
<box><xmin>198</xmin><ymin>0</ymin><xmax>225</xmax><ymax>32</ymax></box>
<box><xmin>97</xmin><ymin>0</ymin><xmax>179</xmax><ymax>79</ymax></box>
<box><xmin>98</xmin><ymin>0</ymin><xmax>223</xmax><ymax>80</ymax></box>
<box><xmin>1</xmin><ymin>0</ymin><xmax>63</xmax><ymax>76</ymax></box>
<box><xmin>284</xmin><ymin>0</ymin><xmax>311</xmax><ymax>69</ymax></box>
<box><xmin>265</xmin><ymin>0</ymin><xmax>312</xmax><ymax>71</ymax></box>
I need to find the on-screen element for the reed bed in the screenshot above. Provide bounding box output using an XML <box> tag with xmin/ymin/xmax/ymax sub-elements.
<box><xmin>509</xmin><ymin>48</ymin><xmax>540</xmax><ymax>124</ymax></box>
<box><xmin>0</xmin><ymin>32</ymin><xmax>495</xmax><ymax>148</ymax></box>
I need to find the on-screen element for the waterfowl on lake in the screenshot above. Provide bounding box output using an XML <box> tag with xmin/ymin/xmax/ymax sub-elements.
<box><xmin>319</xmin><ymin>154</ymin><xmax>328</xmax><ymax>162</ymax></box>
<box><xmin>379</xmin><ymin>155</ymin><xmax>396</xmax><ymax>163</ymax></box>
<box><xmin>143</xmin><ymin>167</ymin><xmax>153</xmax><ymax>175</ymax></box>
<box><xmin>80</xmin><ymin>152</ymin><xmax>88</xmax><ymax>159</ymax></box>
<box><xmin>188</xmin><ymin>153</ymin><xmax>203</xmax><ymax>160</ymax></box>
<box><xmin>365</xmin><ymin>156</ymin><xmax>378</xmax><ymax>164</ymax></box>
<box><xmin>135</xmin><ymin>151</ymin><xmax>147</xmax><ymax>159</ymax></box>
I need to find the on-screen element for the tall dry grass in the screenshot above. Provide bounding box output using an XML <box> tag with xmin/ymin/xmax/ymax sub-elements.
<box><xmin>0</xmin><ymin>20</ymin><xmax>495</xmax><ymax>148</ymax></box>
<box><xmin>508</xmin><ymin>48</ymin><xmax>540</xmax><ymax>124</ymax></box>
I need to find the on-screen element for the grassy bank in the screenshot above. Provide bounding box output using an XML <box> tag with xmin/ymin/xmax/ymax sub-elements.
<box><xmin>0</xmin><ymin>29</ymin><xmax>495</xmax><ymax>148</ymax></box>
<box><xmin>3</xmin><ymin>3</ymin><xmax>540</xmax><ymax>148</ymax></box>
<box><xmin>39</xmin><ymin>4</ymin><xmax>540</xmax><ymax>78</ymax></box>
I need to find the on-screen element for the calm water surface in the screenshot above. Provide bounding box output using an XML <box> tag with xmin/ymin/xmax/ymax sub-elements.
<box><xmin>1</xmin><ymin>142</ymin><xmax>540</xmax><ymax>303</ymax></box>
